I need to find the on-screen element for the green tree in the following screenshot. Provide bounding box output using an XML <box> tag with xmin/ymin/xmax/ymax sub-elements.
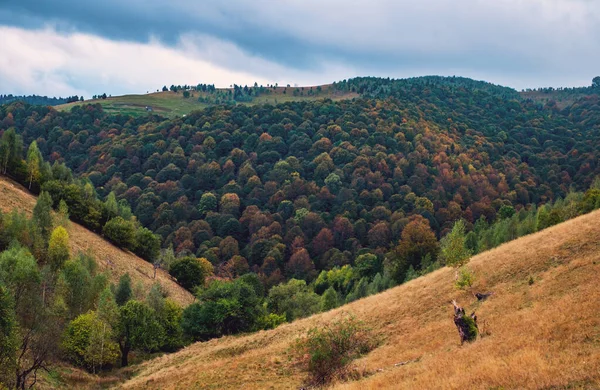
<box><xmin>56</xmin><ymin>199</ymin><xmax>70</xmax><ymax>228</ymax></box>
<box><xmin>593</xmin><ymin>76</ymin><xmax>600</xmax><ymax>88</ymax></box>
<box><xmin>324</xmin><ymin>173</ymin><xmax>342</xmax><ymax>193</ymax></box>
<box><xmin>104</xmin><ymin>192</ymin><xmax>119</xmax><ymax>220</ymax></box>
<box><xmin>62</xmin><ymin>311</ymin><xmax>119</xmax><ymax>371</ymax></box>
<box><xmin>320</xmin><ymin>286</ymin><xmax>339</xmax><ymax>311</ymax></box>
<box><xmin>169</xmin><ymin>257</ymin><xmax>207</xmax><ymax>291</ymax></box>
<box><xmin>117</xmin><ymin>300</ymin><xmax>164</xmax><ymax>366</ymax></box>
<box><xmin>197</xmin><ymin>193</ymin><xmax>217</xmax><ymax>216</ymax></box>
<box><xmin>60</xmin><ymin>254</ymin><xmax>106</xmax><ymax>318</ymax></box>
<box><xmin>440</xmin><ymin>220</ymin><xmax>472</xmax><ymax>267</ymax></box>
<box><xmin>354</xmin><ymin>253</ymin><xmax>379</xmax><ymax>279</ymax></box>
<box><xmin>103</xmin><ymin>217</ymin><xmax>136</xmax><ymax>249</ymax></box>
<box><xmin>0</xmin><ymin>244</ymin><xmax>61</xmax><ymax>389</ymax></box>
<box><xmin>32</xmin><ymin>191</ymin><xmax>54</xmax><ymax>241</ymax></box>
<box><xmin>0</xmin><ymin>245</ymin><xmax>41</xmax><ymax>310</ymax></box>
<box><xmin>97</xmin><ymin>287</ymin><xmax>119</xmax><ymax>329</ymax></box>
<box><xmin>0</xmin><ymin>128</ymin><xmax>22</xmax><ymax>175</ymax></box>
<box><xmin>26</xmin><ymin>141</ymin><xmax>42</xmax><ymax>189</ymax></box>
<box><xmin>115</xmin><ymin>273</ymin><xmax>132</xmax><ymax>306</ymax></box>
<box><xmin>266</xmin><ymin>279</ymin><xmax>320</xmax><ymax>321</ymax></box>
<box><xmin>181</xmin><ymin>278</ymin><xmax>262</xmax><ymax>341</ymax></box>
<box><xmin>498</xmin><ymin>205</ymin><xmax>515</xmax><ymax>219</ymax></box>
<box><xmin>0</xmin><ymin>283</ymin><xmax>17</xmax><ymax>387</ymax></box>
<box><xmin>157</xmin><ymin>299</ymin><xmax>184</xmax><ymax>351</ymax></box>
<box><xmin>48</xmin><ymin>226</ymin><xmax>70</xmax><ymax>271</ymax></box>
<box><xmin>134</xmin><ymin>227</ymin><xmax>161</xmax><ymax>262</ymax></box>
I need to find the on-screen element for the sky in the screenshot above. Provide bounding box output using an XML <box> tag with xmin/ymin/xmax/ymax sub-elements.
<box><xmin>1</xmin><ymin>0</ymin><xmax>599</xmax><ymax>98</ymax></box>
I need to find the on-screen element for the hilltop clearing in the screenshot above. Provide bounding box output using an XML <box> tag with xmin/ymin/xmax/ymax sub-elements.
<box><xmin>120</xmin><ymin>209</ymin><xmax>600</xmax><ymax>389</ymax></box>
<box><xmin>55</xmin><ymin>84</ymin><xmax>358</xmax><ymax>117</ymax></box>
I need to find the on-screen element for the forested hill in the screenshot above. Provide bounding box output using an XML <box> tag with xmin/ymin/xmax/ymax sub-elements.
<box><xmin>1</xmin><ymin>76</ymin><xmax>600</xmax><ymax>286</ymax></box>
<box><xmin>0</xmin><ymin>94</ymin><xmax>82</xmax><ymax>106</ymax></box>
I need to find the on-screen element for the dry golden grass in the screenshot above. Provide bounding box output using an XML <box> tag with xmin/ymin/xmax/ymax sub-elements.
<box><xmin>120</xmin><ymin>209</ymin><xmax>600</xmax><ymax>390</ymax></box>
<box><xmin>0</xmin><ymin>176</ymin><xmax>194</xmax><ymax>307</ymax></box>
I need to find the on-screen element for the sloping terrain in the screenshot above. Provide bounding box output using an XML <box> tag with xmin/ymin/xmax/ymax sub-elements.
<box><xmin>55</xmin><ymin>84</ymin><xmax>358</xmax><ymax>117</ymax></box>
<box><xmin>0</xmin><ymin>175</ymin><xmax>194</xmax><ymax>307</ymax></box>
<box><xmin>120</xmin><ymin>210</ymin><xmax>600</xmax><ymax>389</ymax></box>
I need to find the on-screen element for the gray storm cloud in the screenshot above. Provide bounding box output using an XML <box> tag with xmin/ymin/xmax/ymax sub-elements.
<box><xmin>1</xmin><ymin>0</ymin><xmax>599</xmax><ymax>95</ymax></box>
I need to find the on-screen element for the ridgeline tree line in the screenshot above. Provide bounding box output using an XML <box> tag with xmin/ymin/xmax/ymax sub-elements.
<box><xmin>0</xmin><ymin>95</ymin><xmax>82</xmax><ymax>106</ymax></box>
<box><xmin>2</xmin><ymin>76</ymin><xmax>600</xmax><ymax>385</ymax></box>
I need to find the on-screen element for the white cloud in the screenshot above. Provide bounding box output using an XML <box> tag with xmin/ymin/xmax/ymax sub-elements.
<box><xmin>0</xmin><ymin>26</ymin><xmax>355</xmax><ymax>97</ymax></box>
<box><xmin>2</xmin><ymin>0</ymin><xmax>600</xmax><ymax>97</ymax></box>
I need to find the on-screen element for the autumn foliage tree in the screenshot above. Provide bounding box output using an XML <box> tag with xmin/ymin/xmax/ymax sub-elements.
<box><xmin>388</xmin><ymin>216</ymin><xmax>439</xmax><ymax>282</ymax></box>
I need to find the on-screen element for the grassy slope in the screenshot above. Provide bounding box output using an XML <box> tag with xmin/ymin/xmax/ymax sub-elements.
<box><xmin>120</xmin><ymin>210</ymin><xmax>600</xmax><ymax>390</ymax></box>
<box><xmin>0</xmin><ymin>175</ymin><xmax>194</xmax><ymax>307</ymax></box>
<box><xmin>55</xmin><ymin>85</ymin><xmax>359</xmax><ymax>117</ymax></box>
<box><xmin>519</xmin><ymin>90</ymin><xmax>593</xmax><ymax>109</ymax></box>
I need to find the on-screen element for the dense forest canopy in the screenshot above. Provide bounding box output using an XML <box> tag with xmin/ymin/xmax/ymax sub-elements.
<box><xmin>1</xmin><ymin>76</ymin><xmax>600</xmax><ymax>286</ymax></box>
<box><xmin>2</xmin><ymin>76</ymin><xmax>600</xmax><ymax>386</ymax></box>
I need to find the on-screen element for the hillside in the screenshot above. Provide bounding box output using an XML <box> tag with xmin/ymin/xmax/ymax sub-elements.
<box><xmin>0</xmin><ymin>174</ymin><xmax>194</xmax><ymax>307</ymax></box>
<box><xmin>5</xmin><ymin>79</ymin><xmax>600</xmax><ymax>292</ymax></box>
<box><xmin>55</xmin><ymin>84</ymin><xmax>358</xmax><ymax>117</ymax></box>
<box><xmin>120</xmin><ymin>209</ymin><xmax>600</xmax><ymax>389</ymax></box>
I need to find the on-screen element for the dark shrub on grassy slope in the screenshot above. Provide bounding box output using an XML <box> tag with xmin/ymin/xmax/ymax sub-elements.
<box><xmin>169</xmin><ymin>257</ymin><xmax>206</xmax><ymax>291</ymax></box>
<box><xmin>293</xmin><ymin>314</ymin><xmax>379</xmax><ymax>386</ymax></box>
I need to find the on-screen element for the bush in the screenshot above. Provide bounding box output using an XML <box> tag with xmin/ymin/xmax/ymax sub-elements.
<box><xmin>256</xmin><ymin>313</ymin><xmax>286</xmax><ymax>330</ymax></box>
<box><xmin>266</xmin><ymin>279</ymin><xmax>320</xmax><ymax>321</ymax></box>
<box><xmin>462</xmin><ymin>315</ymin><xmax>479</xmax><ymax>342</ymax></box>
<box><xmin>169</xmin><ymin>257</ymin><xmax>207</xmax><ymax>291</ymax></box>
<box><xmin>292</xmin><ymin>314</ymin><xmax>378</xmax><ymax>386</ymax></box>
<box><xmin>103</xmin><ymin>217</ymin><xmax>136</xmax><ymax>249</ymax></box>
<box><xmin>454</xmin><ymin>267</ymin><xmax>475</xmax><ymax>290</ymax></box>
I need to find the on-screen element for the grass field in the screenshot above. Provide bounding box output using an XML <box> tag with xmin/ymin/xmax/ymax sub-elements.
<box><xmin>117</xmin><ymin>209</ymin><xmax>600</xmax><ymax>390</ymax></box>
<box><xmin>56</xmin><ymin>92</ymin><xmax>210</xmax><ymax>118</ymax></box>
<box><xmin>55</xmin><ymin>85</ymin><xmax>359</xmax><ymax>118</ymax></box>
<box><xmin>519</xmin><ymin>90</ymin><xmax>592</xmax><ymax>109</ymax></box>
<box><xmin>0</xmin><ymin>175</ymin><xmax>194</xmax><ymax>307</ymax></box>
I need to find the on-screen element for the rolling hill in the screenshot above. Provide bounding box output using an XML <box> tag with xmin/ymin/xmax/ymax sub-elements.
<box><xmin>119</xmin><ymin>209</ymin><xmax>600</xmax><ymax>389</ymax></box>
<box><xmin>55</xmin><ymin>84</ymin><xmax>358</xmax><ymax>117</ymax></box>
<box><xmin>0</xmin><ymin>174</ymin><xmax>194</xmax><ymax>307</ymax></box>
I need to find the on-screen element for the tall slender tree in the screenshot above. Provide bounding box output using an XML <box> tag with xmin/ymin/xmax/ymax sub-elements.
<box><xmin>26</xmin><ymin>141</ymin><xmax>42</xmax><ymax>189</ymax></box>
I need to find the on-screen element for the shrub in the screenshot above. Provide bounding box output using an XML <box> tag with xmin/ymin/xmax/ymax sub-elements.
<box><xmin>256</xmin><ymin>313</ymin><xmax>286</xmax><ymax>330</ymax></box>
<box><xmin>267</xmin><ymin>279</ymin><xmax>320</xmax><ymax>321</ymax></box>
<box><xmin>103</xmin><ymin>217</ymin><xmax>136</xmax><ymax>249</ymax></box>
<box><xmin>292</xmin><ymin>314</ymin><xmax>378</xmax><ymax>386</ymax></box>
<box><xmin>454</xmin><ymin>267</ymin><xmax>475</xmax><ymax>290</ymax></box>
<box><xmin>462</xmin><ymin>315</ymin><xmax>479</xmax><ymax>342</ymax></box>
<box><xmin>169</xmin><ymin>257</ymin><xmax>207</xmax><ymax>291</ymax></box>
